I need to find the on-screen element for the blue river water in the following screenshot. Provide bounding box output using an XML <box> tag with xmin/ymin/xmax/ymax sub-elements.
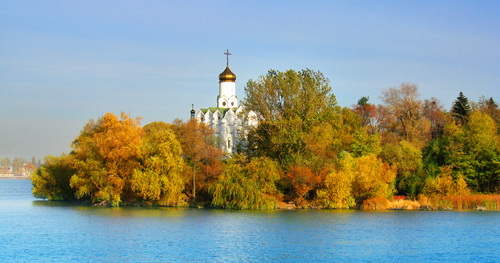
<box><xmin>0</xmin><ymin>179</ymin><xmax>498</xmax><ymax>262</ymax></box>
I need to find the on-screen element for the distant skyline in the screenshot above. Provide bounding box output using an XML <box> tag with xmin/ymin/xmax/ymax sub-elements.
<box><xmin>1</xmin><ymin>1</ymin><xmax>499</xmax><ymax>159</ymax></box>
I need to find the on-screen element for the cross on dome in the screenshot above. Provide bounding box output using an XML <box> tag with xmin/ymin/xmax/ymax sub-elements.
<box><xmin>224</xmin><ymin>49</ymin><xmax>231</xmax><ymax>66</ymax></box>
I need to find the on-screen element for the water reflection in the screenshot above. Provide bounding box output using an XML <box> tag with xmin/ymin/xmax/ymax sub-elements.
<box><xmin>33</xmin><ymin>200</ymin><xmax>192</xmax><ymax>219</ymax></box>
<box><xmin>2</xmin><ymin>180</ymin><xmax>499</xmax><ymax>262</ymax></box>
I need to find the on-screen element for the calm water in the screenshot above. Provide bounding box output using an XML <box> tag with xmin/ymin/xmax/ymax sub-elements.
<box><xmin>0</xmin><ymin>180</ymin><xmax>498</xmax><ymax>262</ymax></box>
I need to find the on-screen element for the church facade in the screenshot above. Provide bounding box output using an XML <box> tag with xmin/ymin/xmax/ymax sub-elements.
<box><xmin>192</xmin><ymin>50</ymin><xmax>257</xmax><ymax>154</ymax></box>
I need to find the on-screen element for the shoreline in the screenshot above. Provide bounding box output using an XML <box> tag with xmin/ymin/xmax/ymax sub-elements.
<box><xmin>0</xmin><ymin>176</ymin><xmax>30</xmax><ymax>180</ymax></box>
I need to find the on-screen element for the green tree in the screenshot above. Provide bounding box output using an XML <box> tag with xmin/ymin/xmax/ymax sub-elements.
<box><xmin>435</xmin><ymin>111</ymin><xmax>499</xmax><ymax>192</ymax></box>
<box><xmin>32</xmin><ymin>155</ymin><xmax>76</xmax><ymax>200</ymax></box>
<box><xmin>243</xmin><ymin>69</ymin><xmax>337</xmax><ymax>164</ymax></box>
<box><xmin>460</xmin><ymin>111</ymin><xmax>499</xmax><ymax>192</ymax></box>
<box><xmin>451</xmin><ymin>92</ymin><xmax>471</xmax><ymax>124</ymax></box>
<box><xmin>349</xmin><ymin>128</ymin><xmax>381</xmax><ymax>157</ymax></box>
<box><xmin>209</xmin><ymin>155</ymin><xmax>281</xmax><ymax>209</ymax></box>
<box><xmin>380</xmin><ymin>140</ymin><xmax>423</xmax><ymax>196</ymax></box>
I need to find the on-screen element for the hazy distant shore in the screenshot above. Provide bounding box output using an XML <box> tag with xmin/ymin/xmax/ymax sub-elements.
<box><xmin>0</xmin><ymin>176</ymin><xmax>30</xmax><ymax>180</ymax></box>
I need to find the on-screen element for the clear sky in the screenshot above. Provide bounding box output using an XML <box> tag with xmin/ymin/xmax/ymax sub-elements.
<box><xmin>1</xmin><ymin>1</ymin><xmax>499</xmax><ymax>160</ymax></box>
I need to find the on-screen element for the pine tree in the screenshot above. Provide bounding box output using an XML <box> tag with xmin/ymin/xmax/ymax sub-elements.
<box><xmin>451</xmin><ymin>92</ymin><xmax>471</xmax><ymax>123</ymax></box>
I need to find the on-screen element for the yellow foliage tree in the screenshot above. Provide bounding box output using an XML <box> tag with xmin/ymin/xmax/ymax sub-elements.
<box><xmin>131</xmin><ymin>122</ymin><xmax>186</xmax><ymax>206</ymax></box>
<box><xmin>315</xmin><ymin>154</ymin><xmax>355</xmax><ymax>209</ymax></box>
<box><xmin>422</xmin><ymin>166</ymin><xmax>471</xmax><ymax>197</ymax></box>
<box><xmin>316</xmin><ymin>153</ymin><xmax>396</xmax><ymax>208</ymax></box>
<box><xmin>351</xmin><ymin>154</ymin><xmax>396</xmax><ymax>203</ymax></box>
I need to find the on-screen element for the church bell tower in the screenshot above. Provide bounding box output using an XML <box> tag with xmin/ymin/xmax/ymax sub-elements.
<box><xmin>217</xmin><ymin>49</ymin><xmax>238</xmax><ymax>108</ymax></box>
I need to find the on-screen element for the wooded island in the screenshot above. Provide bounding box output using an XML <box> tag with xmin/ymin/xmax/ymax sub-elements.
<box><xmin>32</xmin><ymin>69</ymin><xmax>499</xmax><ymax>210</ymax></box>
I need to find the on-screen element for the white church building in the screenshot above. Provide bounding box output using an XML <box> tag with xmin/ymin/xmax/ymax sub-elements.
<box><xmin>191</xmin><ymin>50</ymin><xmax>257</xmax><ymax>154</ymax></box>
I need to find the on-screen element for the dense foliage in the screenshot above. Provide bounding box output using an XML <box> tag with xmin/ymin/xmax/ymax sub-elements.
<box><xmin>32</xmin><ymin>69</ymin><xmax>499</xmax><ymax>209</ymax></box>
<box><xmin>209</xmin><ymin>155</ymin><xmax>281</xmax><ymax>209</ymax></box>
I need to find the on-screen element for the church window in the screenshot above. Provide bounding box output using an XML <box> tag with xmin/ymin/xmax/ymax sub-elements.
<box><xmin>231</xmin><ymin>102</ymin><xmax>234</xmax><ymax>106</ymax></box>
<box><xmin>223</xmin><ymin>101</ymin><xmax>227</xmax><ymax>107</ymax></box>
<box><xmin>228</xmin><ymin>139</ymin><xmax>231</xmax><ymax>149</ymax></box>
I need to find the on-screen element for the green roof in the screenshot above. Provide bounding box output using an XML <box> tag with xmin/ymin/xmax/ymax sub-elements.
<box><xmin>199</xmin><ymin>107</ymin><xmax>237</xmax><ymax>117</ymax></box>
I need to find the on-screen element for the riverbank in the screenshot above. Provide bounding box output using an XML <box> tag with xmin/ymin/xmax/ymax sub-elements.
<box><xmin>0</xmin><ymin>175</ymin><xmax>30</xmax><ymax>179</ymax></box>
<box><xmin>273</xmin><ymin>194</ymin><xmax>500</xmax><ymax>211</ymax></box>
<box><xmin>360</xmin><ymin>195</ymin><xmax>500</xmax><ymax>211</ymax></box>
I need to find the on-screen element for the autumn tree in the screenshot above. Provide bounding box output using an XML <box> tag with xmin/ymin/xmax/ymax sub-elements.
<box><xmin>478</xmin><ymin>96</ymin><xmax>500</xmax><ymax>132</ymax></box>
<box><xmin>209</xmin><ymin>155</ymin><xmax>281</xmax><ymax>209</ymax></box>
<box><xmin>130</xmin><ymin>122</ymin><xmax>186</xmax><ymax>206</ymax></box>
<box><xmin>32</xmin><ymin>113</ymin><xmax>193</xmax><ymax>206</ymax></box>
<box><xmin>422</xmin><ymin>167</ymin><xmax>470</xmax><ymax>197</ymax></box>
<box><xmin>380</xmin><ymin>83</ymin><xmax>430</xmax><ymax>148</ymax></box>
<box><xmin>422</xmin><ymin>97</ymin><xmax>449</xmax><ymax>138</ymax></box>
<box><xmin>350</xmin><ymin>154</ymin><xmax>396</xmax><ymax>204</ymax></box>
<box><xmin>315</xmin><ymin>153</ymin><xmax>396</xmax><ymax>208</ymax></box>
<box><xmin>171</xmin><ymin>119</ymin><xmax>224</xmax><ymax>202</ymax></box>
<box><xmin>69</xmin><ymin>112</ymin><xmax>142</xmax><ymax>206</ymax></box>
<box><xmin>285</xmin><ymin>165</ymin><xmax>321</xmax><ymax>205</ymax></box>
<box><xmin>316</xmin><ymin>162</ymin><xmax>355</xmax><ymax>209</ymax></box>
<box><xmin>352</xmin><ymin>96</ymin><xmax>377</xmax><ymax>133</ymax></box>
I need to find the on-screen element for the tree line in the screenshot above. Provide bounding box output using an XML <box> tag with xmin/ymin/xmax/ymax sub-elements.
<box><xmin>1</xmin><ymin>157</ymin><xmax>39</xmax><ymax>176</ymax></box>
<box><xmin>32</xmin><ymin>69</ymin><xmax>499</xmax><ymax>208</ymax></box>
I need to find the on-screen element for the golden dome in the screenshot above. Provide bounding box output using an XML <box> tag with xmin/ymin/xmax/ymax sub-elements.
<box><xmin>219</xmin><ymin>66</ymin><xmax>236</xmax><ymax>82</ymax></box>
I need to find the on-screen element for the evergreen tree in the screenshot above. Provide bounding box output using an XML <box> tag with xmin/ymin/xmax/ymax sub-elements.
<box><xmin>451</xmin><ymin>92</ymin><xmax>471</xmax><ymax>123</ymax></box>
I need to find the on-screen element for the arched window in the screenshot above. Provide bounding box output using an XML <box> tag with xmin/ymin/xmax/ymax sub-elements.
<box><xmin>228</xmin><ymin>139</ymin><xmax>231</xmax><ymax>149</ymax></box>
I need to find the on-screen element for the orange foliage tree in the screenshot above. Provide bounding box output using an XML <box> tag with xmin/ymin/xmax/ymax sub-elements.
<box><xmin>171</xmin><ymin>119</ymin><xmax>224</xmax><ymax>202</ymax></box>
<box><xmin>286</xmin><ymin>165</ymin><xmax>321</xmax><ymax>205</ymax></box>
<box><xmin>70</xmin><ymin>112</ymin><xmax>142</xmax><ymax>206</ymax></box>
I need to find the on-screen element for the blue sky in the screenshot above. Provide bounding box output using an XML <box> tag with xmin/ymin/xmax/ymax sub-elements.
<box><xmin>1</xmin><ymin>1</ymin><xmax>499</xmax><ymax>159</ymax></box>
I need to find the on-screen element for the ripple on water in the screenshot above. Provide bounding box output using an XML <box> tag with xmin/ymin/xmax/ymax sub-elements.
<box><xmin>1</xmin><ymin>180</ymin><xmax>499</xmax><ymax>262</ymax></box>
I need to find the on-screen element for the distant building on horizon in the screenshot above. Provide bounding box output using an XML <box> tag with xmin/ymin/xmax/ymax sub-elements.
<box><xmin>192</xmin><ymin>50</ymin><xmax>257</xmax><ymax>154</ymax></box>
